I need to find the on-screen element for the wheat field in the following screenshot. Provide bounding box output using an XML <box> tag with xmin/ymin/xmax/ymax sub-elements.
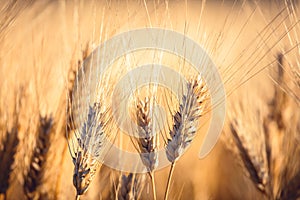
<box><xmin>0</xmin><ymin>0</ymin><xmax>299</xmax><ymax>200</ymax></box>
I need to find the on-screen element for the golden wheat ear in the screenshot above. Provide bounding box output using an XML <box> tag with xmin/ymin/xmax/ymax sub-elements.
<box><xmin>23</xmin><ymin>115</ymin><xmax>53</xmax><ymax>200</ymax></box>
<box><xmin>229</xmin><ymin>121</ymin><xmax>268</xmax><ymax>194</ymax></box>
<box><xmin>0</xmin><ymin>119</ymin><xmax>19</xmax><ymax>199</ymax></box>
<box><xmin>164</xmin><ymin>76</ymin><xmax>208</xmax><ymax>200</ymax></box>
<box><xmin>226</xmin><ymin>51</ymin><xmax>300</xmax><ymax>200</ymax></box>
<box><xmin>135</xmin><ymin>98</ymin><xmax>158</xmax><ymax>172</ymax></box>
<box><xmin>0</xmin><ymin>91</ymin><xmax>21</xmax><ymax>200</ymax></box>
<box><xmin>134</xmin><ymin>97</ymin><xmax>158</xmax><ymax>200</ymax></box>
<box><xmin>166</xmin><ymin>76</ymin><xmax>208</xmax><ymax>163</ymax></box>
<box><xmin>117</xmin><ymin>173</ymin><xmax>145</xmax><ymax>200</ymax></box>
<box><xmin>69</xmin><ymin>103</ymin><xmax>107</xmax><ymax>200</ymax></box>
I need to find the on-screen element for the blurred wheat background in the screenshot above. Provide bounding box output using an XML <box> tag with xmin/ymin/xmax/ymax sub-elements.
<box><xmin>0</xmin><ymin>0</ymin><xmax>299</xmax><ymax>200</ymax></box>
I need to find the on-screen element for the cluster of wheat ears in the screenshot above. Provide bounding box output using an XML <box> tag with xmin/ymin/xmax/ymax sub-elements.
<box><xmin>0</xmin><ymin>0</ymin><xmax>300</xmax><ymax>200</ymax></box>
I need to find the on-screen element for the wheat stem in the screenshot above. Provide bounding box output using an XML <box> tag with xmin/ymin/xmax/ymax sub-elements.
<box><xmin>149</xmin><ymin>172</ymin><xmax>157</xmax><ymax>200</ymax></box>
<box><xmin>164</xmin><ymin>162</ymin><xmax>175</xmax><ymax>200</ymax></box>
<box><xmin>135</xmin><ymin>98</ymin><xmax>158</xmax><ymax>200</ymax></box>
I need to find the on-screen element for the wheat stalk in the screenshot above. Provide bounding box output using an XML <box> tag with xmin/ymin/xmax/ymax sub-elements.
<box><xmin>226</xmin><ymin>91</ymin><xmax>272</xmax><ymax>198</ymax></box>
<box><xmin>227</xmin><ymin>51</ymin><xmax>300</xmax><ymax>200</ymax></box>
<box><xmin>230</xmin><ymin>121</ymin><xmax>269</xmax><ymax>194</ymax></box>
<box><xmin>135</xmin><ymin>97</ymin><xmax>158</xmax><ymax>200</ymax></box>
<box><xmin>23</xmin><ymin>114</ymin><xmax>53</xmax><ymax>200</ymax></box>
<box><xmin>69</xmin><ymin>103</ymin><xmax>107</xmax><ymax>200</ymax></box>
<box><xmin>164</xmin><ymin>76</ymin><xmax>208</xmax><ymax>200</ymax></box>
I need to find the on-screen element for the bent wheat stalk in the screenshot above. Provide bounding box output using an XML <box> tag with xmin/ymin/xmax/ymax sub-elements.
<box><xmin>164</xmin><ymin>76</ymin><xmax>208</xmax><ymax>200</ymax></box>
<box><xmin>68</xmin><ymin>103</ymin><xmax>107</xmax><ymax>200</ymax></box>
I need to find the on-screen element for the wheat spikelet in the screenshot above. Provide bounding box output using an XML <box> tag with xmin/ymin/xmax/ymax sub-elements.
<box><xmin>0</xmin><ymin>91</ymin><xmax>21</xmax><ymax>200</ymax></box>
<box><xmin>227</xmin><ymin>51</ymin><xmax>300</xmax><ymax>199</ymax></box>
<box><xmin>225</xmin><ymin>90</ymin><xmax>272</xmax><ymax>197</ymax></box>
<box><xmin>23</xmin><ymin>114</ymin><xmax>53</xmax><ymax>200</ymax></box>
<box><xmin>166</xmin><ymin>76</ymin><xmax>208</xmax><ymax>163</ymax></box>
<box><xmin>229</xmin><ymin>90</ymin><xmax>300</xmax><ymax>200</ymax></box>
<box><xmin>164</xmin><ymin>76</ymin><xmax>208</xmax><ymax>200</ymax></box>
<box><xmin>0</xmin><ymin>118</ymin><xmax>19</xmax><ymax>200</ymax></box>
<box><xmin>135</xmin><ymin>98</ymin><xmax>158</xmax><ymax>172</ymax></box>
<box><xmin>229</xmin><ymin>120</ymin><xmax>269</xmax><ymax>194</ymax></box>
<box><xmin>69</xmin><ymin>103</ymin><xmax>106</xmax><ymax>199</ymax></box>
<box><xmin>117</xmin><ymin>173</ymin><xmax>145</xmax><ymax>200</ymax></box>
<box><xmin>134</xmin><ymin>97</ymin><xmax>158</xmax><ymax>200</ymax></box>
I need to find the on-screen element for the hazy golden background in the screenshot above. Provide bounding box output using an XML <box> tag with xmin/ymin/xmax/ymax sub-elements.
<box><xmin>0</xmin><ymin>1</ymin><xmax>299</xmax><ymax>200</ymax></box>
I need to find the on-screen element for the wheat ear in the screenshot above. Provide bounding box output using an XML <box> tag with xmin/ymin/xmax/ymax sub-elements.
<box><xmin>117</xmin><ymin>173</ymin><xmax>145</xmax><ymax>200</ymax></box>
<box><xmin>69</xmin><ymin>103</ymin><xmax>106</xmax><ymax>200</ymax></box>
<box><xmin>164</xmin><ymin>76</ymin><xmax>208</xmax><ymax>200</ymax></box>
<box><xmin>0</xmin><ymin>116</ymin><xmax>19</xmax><ymax>200</ymax></box>
<box><xmin>135</xmin><ymin>98</ymin><xmax>158</xmax><ymax>200</ymax></box>
<box><xmin>0</xmin><ymin>92</ymin><xmax>20</xmax><ymax>200</ymax></box>
<box><xmin>229</xmin><ymin>121</ymin><xmax>268</xmax><ymax>194</ymax></box>
<box><xmin>24</xmin><ymin>115</ymin><xmax>53</xmax><ymax>200</ymax></box>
